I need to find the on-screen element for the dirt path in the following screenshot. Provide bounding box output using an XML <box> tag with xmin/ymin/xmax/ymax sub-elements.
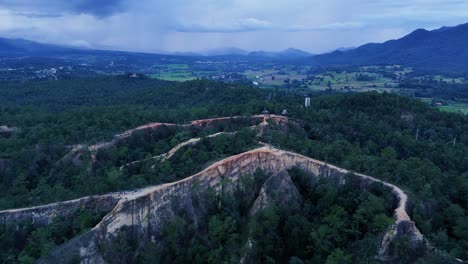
<box><xmin>0</xmin><ymin>114</ymin><xmax>437</xmax><ymax>261</ymax></box>
<box><xmin>90</xmin><ymin>146</ymin><xmax>418</xmax><ymax>231</ymax></box>
<box><xmin>0</xmin><ymin>146</ymin><xmax>412</xmax><ymax>223</ymax></box>
<box><xmin>0</xmin><ymin>145</ymin><xmax>423</xmax><ymax>262</ymax></box>
<box><xmin>116</xmin><ymin>114</ymin><xmax>289</xmax><ymax>171</ymax></box>
<box><xmin>0</xmin><ymin>113</ymin><xmax>411</xmax><ymax>229</ymax></box>
<box><xmin>119</xmin><ymin>131</ymin><xmax>235</xmax><ymax>171</ymax></box>
<box><xmin>1</xmin><ymin>112</ymin><xmax>410</xmax><ymax>225</ymax></box>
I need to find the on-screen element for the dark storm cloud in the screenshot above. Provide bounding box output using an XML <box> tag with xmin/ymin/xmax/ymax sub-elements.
<box><xmin>0</xmin><ymin>0</ymin><xmax>126</xmax><ymax>17</ymax></box>
<box><xmin>0</xmin><ymin>0</ymin><xmax>468</xmax><ymax>53</ymax></box>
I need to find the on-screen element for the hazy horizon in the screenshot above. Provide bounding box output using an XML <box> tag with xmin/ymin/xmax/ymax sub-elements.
<box><xmin>0</xmin><ymin>0</ymin><xmax>467</xmax><ymax>54</ymax></box>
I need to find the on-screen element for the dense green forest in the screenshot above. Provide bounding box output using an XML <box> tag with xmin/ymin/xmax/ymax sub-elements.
<box><xmin>0</xmin><ymin>76</ymin><xmax>267</xmax><ymax>153</ymax></box>
<box><xmin>261</xmin><ymin>94</ymin><xmax>467</xmax><ymax>259</ymax></box>
<box><xmin>0</xmin><ymin>76</ymin><xmax>467</xmax><ymax>262</ymax></box>
<box><xmin>399</xmin><ymin>74</ymin><xmax>468</xmax><ymax>102</ymax></box>
<box><xmin>0</xmin><ymin>208</ymin><xmax>106</xmax><ymax>263</ymax></box>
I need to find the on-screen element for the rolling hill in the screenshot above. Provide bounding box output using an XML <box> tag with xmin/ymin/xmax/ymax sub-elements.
<box><xmin>0</xmin><ymin>37</ymin><xmax>79</xmax><ymax>56</ymax></box>
<box><xmin>248</xmin><ymin>48</ymin><xmax>312</xmax><ymax>58</ymax></box>
<box><xmin>0</xmin><ymin>38</ymin><xmax>312</xmax><ymax>59</ymax></box>
<box><xmin>2</xmin><ymin>22</ymin><xmax>468</xmax><ymax>72</ymax></box>
<box><xmin>313</xmin><ymin>23</ymin><xmax>468</xmax><ymax>72</ymax></box>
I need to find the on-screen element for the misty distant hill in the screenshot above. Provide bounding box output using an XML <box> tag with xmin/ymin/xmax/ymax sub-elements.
<box><xmin>0</xmin><ymin>38</ymin><xmax>313</xmax><ymax>61</ymax></box>
<box><xmin>0</xmin><ymin>37</ymin><xmax>185</xmax><ymax>59</ymax></box>
<box><xmin>201</xmin><ymin>47</ymin><xmax>249</xmax><ymax>56</ymax></box>
<box><xmin>327</xmin><ymin>46</ymin><xmax>356</xmax><ymax>53</ymax></box>
<box><xmin>313</xmin><ymin>22</ymin><xmax>468</xmax><ymax>72</ymax></box>
<box><xmin>280</xmin><ymin>48</ymin><xmax>313</xmax><ymax>57</ymax></box>
<box><xmin>170</xmin><ymin>51</ymin><xmax>203</xmax><ymax>57</ymax></box>
<box><xmin>3</xmin><ymin>22</ymin><xmax>468</xmax><ymax>73</ymax></box>
<box><xmin>248</xmin><ymin>48</ymin><xmax>312</xmax><ymax>58</ymax></box>
<box><xmin>0</xmin><ymin>38</ymin><xmax>79</xmax><ymax>56</ymax></box>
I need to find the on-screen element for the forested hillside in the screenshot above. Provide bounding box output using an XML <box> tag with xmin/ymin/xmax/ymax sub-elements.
<box><xmin>0</xmin><ymin>77</ymin><xmax>267</xmax><ymax>153</ymax></box>
<box><xmin>0</xmin><ymin>77</ymin><xmax>466</xmax><ymax>262</ymax></box>
<box><xmin>313</xmin><ymin>23</ymin><xmax>468</xmax><ymax>72</ymax></box>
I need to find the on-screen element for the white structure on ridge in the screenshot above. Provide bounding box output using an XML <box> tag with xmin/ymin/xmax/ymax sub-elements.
<box><xmin>305</xmin><ymin>96</ymin><xmax>311</xmax><ymax>108</ymax></box>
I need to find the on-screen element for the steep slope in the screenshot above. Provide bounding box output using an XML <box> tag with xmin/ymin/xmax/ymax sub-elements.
<box><xmin>313</xmin><ymin>22</ymin><xmax>468</xmax><ymax>72</ymax></box>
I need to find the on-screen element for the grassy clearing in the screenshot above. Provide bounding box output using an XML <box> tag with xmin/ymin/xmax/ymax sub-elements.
<box><xmin>419</xmin><ymin>98</ymin><xmax>468</xmax><ymax>115</ymax></box>
<box><xmin>304</xmin><ymin>70</ymin><xmax>395</xmax><ymax>91</ymax></box>
<box><xmin>438</xmin><ymin>103</ymin><xmax>468</xmax><ymax>114</ymax></box>
<box><xmin>149</xmin><ymin>63</ymin><xmax>197</xmax><ymax>81</ymax></box>
<box><xmin>244</xmin><ymin>69</ymin><xmax>307</xmax><ymax>86</ymax></box>
<box><xmin>166</xmin><ymin>64</ymin><xmax>190</xmax><ymax>70</ymax></box>
<box><xmin>150</xmin><ymin>72</ymin><xmax>197</xmax><ymax>81</ymax></box>
<box><xmin>242</xmin><ymin>67</ymin><xmax>410</xmax><ymax>92</ymax></box>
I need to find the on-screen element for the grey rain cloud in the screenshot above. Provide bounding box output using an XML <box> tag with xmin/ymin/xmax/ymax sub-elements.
<box><xmin>0</xmin><ymin>0</ymin><xmax>467</xmax><ymax>53</ymax></box>
<box><xmin>0</xmin><ymin>0</ymin><xmax>126</xmax><ymax>17</ymax></box>
<box><xmin>176</xmin><ymin>18</ymin><xmax>274</xmax><ymax>32</ymax></box>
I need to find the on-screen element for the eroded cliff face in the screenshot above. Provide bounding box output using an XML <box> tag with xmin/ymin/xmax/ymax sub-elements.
<box><xmin>17</xmin><ymin>146</ymin><xmax>423</xmax><ymax>263</ymax></box>
<box><xmin>249</xmin><ymin>170</ymin><xmax>303</xmax><ymax>215</ymax></box>
<box><xmin>0</xmin><ymin>195</ymin><xmax>120</xmax><ymax>226</ymax></box>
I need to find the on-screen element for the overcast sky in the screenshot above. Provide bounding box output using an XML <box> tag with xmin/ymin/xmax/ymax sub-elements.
<box><xmin>0</xmin><ymin>0</ymin><xmax>467</xmax><ymax>53</ymax></box>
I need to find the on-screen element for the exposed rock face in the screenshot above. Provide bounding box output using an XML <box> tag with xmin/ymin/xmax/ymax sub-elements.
<box><xmin>0</xmin><ymin>195</ymin><xmax>120</xmax><ymax>226</ymax></box>
<box><xmin>378</xmin><ymin>218</ymin><xmax>426</xmax><ymax>259</ymax></box>
<box><xmin>250</xmin><ymin>170</ymin><xmax>302</xmax><ymax>214</ymax></box>
<box><xmin>1</xmin><ymin>147</ymin><xmax>423</xmax><ymax>263</ymax></box>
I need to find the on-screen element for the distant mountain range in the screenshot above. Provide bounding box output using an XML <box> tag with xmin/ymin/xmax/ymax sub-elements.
<box><xmin>198</xmin><ymin>47</ymin><xmax>313</xmax><ymax>58</ymax></box>
<box><xmin>0</xmin><ymin>38</ymin><xmax>312</xmax><ymax>59</ymax></box>
<box><xmin>247</xmin><ymin>48</ymin><xmax>313</xmax><ymax>58</ymax></box>
<box><xmin>200</xmin><ymin>47</ymin><xmax>249</xmax><ymax>56</ymax></box>
<box><xmin>0</xmin><ymin>37</ymin><xmax>78</xmax><ymax>56</ymax></box>
<box><xmin>313</xmin><ymin>23</ymin><xmax>468</xmax><ymax>72</ymax></box>
<box><xmin>1</xmin><ymin>22</ymin><xmax>468</xmax><ymax>72</ymax></box>
<box><xmin>327</xmin><ymin>46</ymin><xmax>356</xmax><ymax>53</ymax></box>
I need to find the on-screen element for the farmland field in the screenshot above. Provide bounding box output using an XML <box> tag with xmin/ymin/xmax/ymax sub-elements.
<box><xmin>241</xmin><ymin>66</ymin><xmax>415</xmax><ymax>92</ymax></box>
<box><xmin>438</xmin><ymin>103</ymin><xmax>468</xmax><ymax>114</ymax></box>
<box><xmin>149</xmin><ymin>64</ymin><xmax>197</xmax><ymax>81</ymax></box>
